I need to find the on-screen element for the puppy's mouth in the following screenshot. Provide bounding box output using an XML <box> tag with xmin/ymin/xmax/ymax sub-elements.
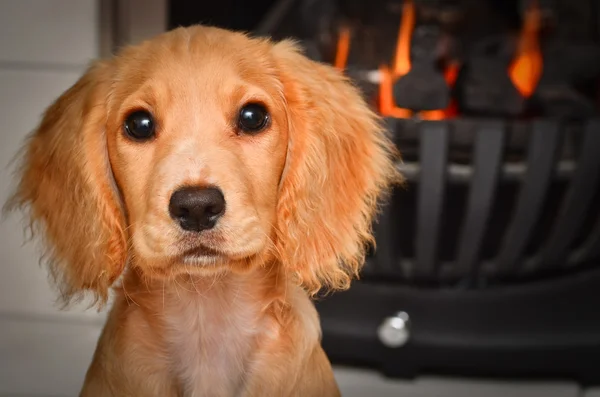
<box><xmin>181</xmin><ymin>244</ymin><xmax>221</xmax><ymax>258</ymax></box>
<box><xmin>178</xmin><ymin>244</ymin><xmax>226</xmax><ymax>267</ymax></box>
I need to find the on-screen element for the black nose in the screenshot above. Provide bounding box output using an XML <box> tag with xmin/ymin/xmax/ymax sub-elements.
<box><xmin>169</xmin><ymin>186</ymin><xmax>226</xmax><ymax>232</ymax></box>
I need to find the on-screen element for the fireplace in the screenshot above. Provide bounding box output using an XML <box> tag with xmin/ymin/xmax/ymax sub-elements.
<box><xmin>259</xmin><ymin>0</ymin><xmax>600</xmax><ymax>119</ymax></box>
<box><xmin>258</xmin><ymin>0</ymin><xmax>600</xmax><ymax>384</ymax></box>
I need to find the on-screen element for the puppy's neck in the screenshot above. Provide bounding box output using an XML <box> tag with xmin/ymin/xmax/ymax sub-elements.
<box><xmin>119</xmin><ymin>264</ymin><xmax>290</xmax><ymax>396</ymax></box>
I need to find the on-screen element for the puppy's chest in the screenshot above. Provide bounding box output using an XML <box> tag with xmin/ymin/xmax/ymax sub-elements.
<box><xmin>164</xmin><ymin>292</ymin><xmax>264</xmax><ymax>397</ymax></box>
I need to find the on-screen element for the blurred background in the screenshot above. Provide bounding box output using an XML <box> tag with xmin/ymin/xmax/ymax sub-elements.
<box><xmin>1</xmin><ymin>0</ymin><xmax>600</xmax><ymax>396</ymax></box>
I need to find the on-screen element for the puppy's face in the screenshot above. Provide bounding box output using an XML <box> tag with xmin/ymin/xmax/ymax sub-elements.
<box><xmin>10</xmin><ymin>25</ymin><xmax>397</xmax><ymax>302</ymax></box>
<box><xmin>107</xmin><ymin>29</ymin><xmax>288</xmax><ymax>276</ymax></box>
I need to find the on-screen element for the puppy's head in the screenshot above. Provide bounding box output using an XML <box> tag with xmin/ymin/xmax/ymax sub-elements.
<box><xmin>7</xmin><ymin>26</ymin><xmax>399</xmax><ymax>305</ymax></box>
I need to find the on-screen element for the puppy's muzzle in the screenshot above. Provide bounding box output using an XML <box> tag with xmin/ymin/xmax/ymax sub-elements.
<box><xmin>169</xmin><ymin>186</ymin><xmax>226</xmax><ymax>232</ymax></box>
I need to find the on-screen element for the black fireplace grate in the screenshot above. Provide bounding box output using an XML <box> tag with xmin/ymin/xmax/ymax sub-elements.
<box><xmin>366</xmin><ymin>118</ymin><xmax>600</xmax><ymax>288</ymax></box>
<box><xmin>259</xmin><ymin>0</ymin><xmax>600</xmax><ymax>384</ymax></box>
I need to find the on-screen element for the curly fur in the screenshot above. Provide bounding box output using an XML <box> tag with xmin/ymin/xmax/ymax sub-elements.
<box><xmin>5</xmin><ymin>61</ymin><xmax>127</xmax><ymax>307</ymax></box>
<box><xmin>272</xmin><ymin>41</ymin><xmax>399</xmax><ymax>295</ymax></box>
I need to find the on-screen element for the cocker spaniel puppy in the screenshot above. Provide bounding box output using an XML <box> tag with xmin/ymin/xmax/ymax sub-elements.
<box><xmin>7</xmin><ymin>26</ymin><xmax>399</xmax><ymax>396</ymax></box>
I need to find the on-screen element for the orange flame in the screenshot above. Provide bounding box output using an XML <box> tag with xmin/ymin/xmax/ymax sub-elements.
<box><xmin>332</xmin><ymin>0</ymin><xmax>460</xmax><ymax>119</ymax></box>
<box><xmin>393</xmin><ymin>0</ymin><xmax>416</xmax><ymax>78</ymax></box>
<box><xmin>509</xmin><ymin>0</ymin><xmax>543</xmax><ymax>98</ymax></box>
<box><xmin>420</xmin><ymin>61</ymin><xmax>460</xmax><ymax>120</ymax></box>
<box><xmin>378</xmin><ymin>0</ymin><xmax>416</xmax><ymax>117</ymax></box>
<box><xmin>379</xmin><ymin>65</ymin><xmax>413</xmax><ymax>118</ymax></box>
<box><xmin>334</xmin><ymin>26</ymin><xmax>351</xmax><ymax>70</ymax></box>
<box><xmin>379</xmin><ymin>0</ymin><xmax>457</xmax><ymax>119</ymax></box>
<box><xmin>444</xmin><ymin>61</ymin><xmax>460</xmax><ymax>87</ymax></box>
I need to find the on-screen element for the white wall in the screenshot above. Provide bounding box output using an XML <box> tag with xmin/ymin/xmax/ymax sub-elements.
<box><xmin>0</xmin><ymin>0</ymin><xmax>106</xmax><ymax>322</ymax></box>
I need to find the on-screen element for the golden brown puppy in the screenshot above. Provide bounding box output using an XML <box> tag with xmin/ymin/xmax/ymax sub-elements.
<box><xmin>7</xmin><ymin>26</ymin><xmax>399</xmax><ymax>396</ymax></box>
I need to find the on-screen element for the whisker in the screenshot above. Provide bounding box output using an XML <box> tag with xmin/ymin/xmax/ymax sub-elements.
<box><xmin>122</xmin><ymin>280</ymin><xmax>140</xmax><ymax>307</ymax></box>
<box><xmin>162</xmin><ymin>277</ymin><xmax>166</xmax><ymax>310</ymax></box>
<box><xmin>187</xmin><ymin>269</ymin><xmax>204</xmax><ymax>296</ymax></box>
<box><xmin>172</xmin><ymin>268</ymin><xmax>183</xmax><ymax>301</ymax></box>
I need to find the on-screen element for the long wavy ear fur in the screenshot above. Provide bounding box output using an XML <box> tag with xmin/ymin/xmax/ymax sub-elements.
<box><xmin>273</xmin><ymin>41</ymin><xmax>401</xmax><ymax>295</ymax></box>
<box><xmin>4</xmin><ymin>61</ymin><xmax>126</xmax><ymax>307</ymax></box>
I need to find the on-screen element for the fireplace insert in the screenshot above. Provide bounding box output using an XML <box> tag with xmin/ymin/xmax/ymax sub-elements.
<box><xmin>256</xmin><ymin>0</ymin><xmax>600</xmax><ymax>385</ymax></box>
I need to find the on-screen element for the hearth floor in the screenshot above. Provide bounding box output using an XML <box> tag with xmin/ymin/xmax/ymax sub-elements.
<box><xmin>0</xmin><ymin>314</ymin><xmax>597</xmax><ymax>397</ymax></box>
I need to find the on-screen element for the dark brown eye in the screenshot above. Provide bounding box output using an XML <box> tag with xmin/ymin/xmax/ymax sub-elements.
<box><xmin>124</xmin><ymin>110</ymin><xmax>155</xmax><ymax>140</ymax></box>
<box><xmin>238</xmin><ymin>103</ymin><xmax>269</xmax><ymax>134</ymax></box>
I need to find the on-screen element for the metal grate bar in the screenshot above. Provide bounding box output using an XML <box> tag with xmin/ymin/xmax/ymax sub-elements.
<box><xmin>363</xmin><ymin>118</ymin><xmax>403</xmax><ymax>277</ymax></box>
<box><xmin>397</xmin><ymin>160</ymin><xmax>575</xmax><ymax>183</ymax></box>
<box><xmin>495</xmin><ymin>120</ymin><xmax>561</xmax><ymax>274</ymax></box>
<box><xmin>414</xmin><ymin>121</ymin><xmax>449</xmax><ymax>279</ymax></box>
<box><xmin>533</xmin><ymin>120</ymin><xmax>600</xmax><ymax>269</ymax></box>
<box><xmin>454</xmin><ymin>121</ymin><xmax>505</xmax><ymax>277</ymax></box>
<box><xmin>364</xmin><ymin>118</ymin><xmax>403</xmax><ymax>275</ymax></box>
<box><xmin>386</xmin><ymin>117</ymin><xmax>399</xmax><ymax>135</ymax></box>
<box><xmin>370</xmin><ymin>200</ymin><xmax>400</xmax><ymax>275</ymax></box>
<box><xmin>570</xmin><ymin>214</ymin><xmax>600</xmax><ymax>265</ymax></box>
<box><xmin>255</xmin><ymin>0</ymin><xmax>297</xmax><ymax>35</ymax></box>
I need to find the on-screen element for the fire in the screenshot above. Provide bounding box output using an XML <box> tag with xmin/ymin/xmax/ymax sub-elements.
<box><xmin>509</xmin><ymin>0</ymin><xmax>543</xmax><ymax>97</ymax></box>
<box><xmin>331</xmin><ymin>0</ymin><xmax>543</xmax><ymax>119</ymax></box>
<box><xmin>393</xmin><ymin>0</ymin><xmax>415</xmax><ymax>77</ymax></box>
<box><xmin>378</xmin><ymin>0</ymin><xmax>416</xmax><ymax>118</ymax></box>
<box><xmin>334</xmin><ymin>25</ymin><xmax>351</xmax><ymax>71</ymax></box>
<box><xmin>420</xmin><ymin>62</ymin><xmax>460</xmax><ymax>120</ymax></box>
<box><xmin>378</xmin><ymin>0</ymin><xmax>457</xmax><ymax>119</ymax></box>
<box><xmin>378</xmin><ymin>65</ymin><xmax>413</xmax><ymax>118</ymax></box>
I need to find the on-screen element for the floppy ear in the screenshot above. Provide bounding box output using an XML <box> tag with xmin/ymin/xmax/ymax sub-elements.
<box><xmin>5</xmin><ymin>61</ymin><xmax>126</xmax><ymax>307</ymax></box>
<box><xmin>273</xmin><ymin>41</ymin><xmax>400</xmax><ymax>295</ymax></box>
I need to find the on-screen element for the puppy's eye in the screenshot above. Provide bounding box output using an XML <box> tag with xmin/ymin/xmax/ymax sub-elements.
<box><xmin>123</xmin><ymin>110</ymin><xmax>155</xmax><ymax>140</ymax></box>
<box><xmin>238</xmin><ymin>103</ymin><xmax>269</xmax><ymax>134</ymax></box>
